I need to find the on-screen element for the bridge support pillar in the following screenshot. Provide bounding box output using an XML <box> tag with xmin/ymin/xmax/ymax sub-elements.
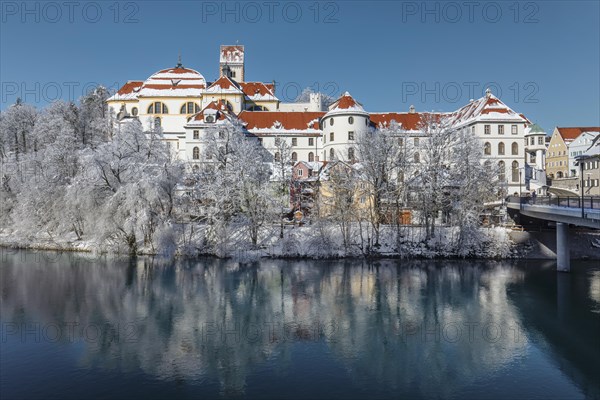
<box><xmin>556</xmin><ymin>222</ymin><xmax>570</xmax><ymax>272</ymax></box>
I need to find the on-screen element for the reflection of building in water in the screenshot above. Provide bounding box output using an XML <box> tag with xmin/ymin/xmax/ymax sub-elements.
<box><xmin>1</xmin><ymin>255</ymin><xmax>597</xmax><ymax>398</ymax></box>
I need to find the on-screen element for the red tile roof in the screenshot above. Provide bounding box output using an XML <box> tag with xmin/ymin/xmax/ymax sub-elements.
<box><xmin>239</xmin><ymin>82</ymin><xmax>275</xmax><ymax>98</ymax></box>
<box><xmin>207</xmin><ymin>76</ymin><xmax>241</xmax><ymax>91</ymax></box>
<box><xmin>116</xmin><ymin>81</ymin><xmax>143</xmax><ymax>95</ymax></box>
<box><xmin>556</xmin><ymin>127</ymin><xmax>600</xmax><ymax>141</ymax></box>
<box><xmin>369</xmin><ymin>113</ymin><xmax>443</xmax><ymax>131</ymax></box>
<box><xmin>238</xmin><ymin>111</ymin><xmax>324</xmax><ymax>131</ymax></box>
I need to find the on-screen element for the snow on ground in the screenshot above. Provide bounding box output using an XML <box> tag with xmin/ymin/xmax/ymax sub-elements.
<box><xmin>0</xmin><ymin>223</ymin><xmax>515</xmax><ymax>261</ymax></box>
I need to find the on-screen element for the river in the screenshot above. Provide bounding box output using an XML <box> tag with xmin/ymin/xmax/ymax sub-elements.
<box><xmin>1</xmin><ymin>250</ymin><xmax>599</xmax><ymax>399</ymax></box>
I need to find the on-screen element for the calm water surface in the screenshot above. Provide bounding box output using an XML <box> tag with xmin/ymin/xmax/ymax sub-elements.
<box><xmin>1</xmin><ymin>250</ymin><xmax>599</xmax><ymax>399</ymax></box>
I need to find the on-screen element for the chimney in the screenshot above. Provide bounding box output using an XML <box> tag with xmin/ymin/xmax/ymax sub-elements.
<box><xmin>409</xmin><ymin>105</ymin><xmax>415</xmax><ymax>114</ymax></box>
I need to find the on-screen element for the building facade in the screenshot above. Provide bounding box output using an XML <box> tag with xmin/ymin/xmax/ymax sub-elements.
<box><xmin>108</xmin><ymin>45</ymin><xmax>533</xmax><ymax>194</ymax></box>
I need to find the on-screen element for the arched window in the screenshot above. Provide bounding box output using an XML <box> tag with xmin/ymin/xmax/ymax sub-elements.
<box><xmin>330</xmin><ymin>132</ymin><xmax>334</xmax><ymax>142</ymax></box>
<box><xmin>498</xmin><ymin>142</ymin><xmax>505</xmax><ymax>155</ymax></box>
<box><xmin>484</xmin><ymin>160</ymin><xmax>492</xmax><ymax>171</ymax></box>
<box><xmin>414</xmin><ymin>152</ymin><xmax>420</xmax><ymax>163</ymax></box>
<box><xmin>330</xmin><ymin>118</ymin><xmax>334</xmax><ymax>126</ymax></box>
<box><xmin>330</xmin><ymin>148</ymin><xmax>335</xmax><ymax>160</ymax></box>
<box><xmin>131</xmin><ymin>107</ymin><xmax>138</xmax><ymax>116</ymax></box>
<box><xmin>511</xmin><ymin>142</ymin><xmax>519</xmax><ymax>155</ymax></box>
<box><xmin>180</xmin><ymin>102</ymin><xmax>200</xmax><ymax>114</ymax></box>
<box><xmin>348</xmin><ymin>147</ymin><xmax>355</xmax><ymax>161</ymax></box>
<box><xmin>512</xmin><ymin>161</ymin><xmax>519</xmax><ymax>182</ymax></box>
<box><xmin>556</xmin><ymin>171</ymin><xmax>563</xmax><ymax>178</ymax></box>
<box><xmin>148</xmin><ymin>102</ymin><xmax>168</xmax><ymax>114</ymax></box>
<box><xmin>308</xmin><ymin>152</ymin><xmax>314</xmax><ymax>162</ymax></box>
<box><xmin>348</xmin><ymin>116</ymin><xmax>354</xmax><ymax>124</ymax></box>
<box><xmin>192</xmin><ymin>165</ymin><xmax>199</xmax><ymax>173</ymax></box>
<box><xmin>498</xmin><ymin>161</ymin><xmax>506</xmax><ymax>181</ymax></box>
<box><xmin>484</xmin><ymin>142</ymin><xmax>491</xmax><ymax>155</ymax></box>
<box><xmin>193</xmin><ymin>147</ymin><xmax>200</xmax><ymax>160</ymax></box>
<box><xmin>291</xmin><ymin>152</ymin><xmax>298</xmax><ymax>162</ymax></box>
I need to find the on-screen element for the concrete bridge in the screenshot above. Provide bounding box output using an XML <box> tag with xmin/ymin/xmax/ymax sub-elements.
<box><xmin>506</xmin><ymin>195</ymin><xmax>600</xmax><ymax>272</ymax></box>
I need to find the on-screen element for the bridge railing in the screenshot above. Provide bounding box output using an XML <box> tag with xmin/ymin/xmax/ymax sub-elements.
<box><xmin>507</xmin><ymin>195</ymin><xmax>600</xmax><ymax>209</ymax></box>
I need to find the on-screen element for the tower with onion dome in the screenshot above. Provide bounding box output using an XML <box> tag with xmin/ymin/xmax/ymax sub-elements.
<box><xmin>321</xmin><ymin>92</ymin><xmax>370</xmax><ymax>162</ymax></box>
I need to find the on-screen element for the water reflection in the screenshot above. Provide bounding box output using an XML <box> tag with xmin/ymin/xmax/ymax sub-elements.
<box><xmin>1</xmin><ymin>252</ymin><xmax>599</xmax><ymax>399</ymax></box>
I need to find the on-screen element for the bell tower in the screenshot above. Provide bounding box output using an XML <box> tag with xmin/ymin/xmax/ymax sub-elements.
<box><xmin>219</xmin><ymin>45</ymin><xmax>245</xmax><ymax>81</ymax></box>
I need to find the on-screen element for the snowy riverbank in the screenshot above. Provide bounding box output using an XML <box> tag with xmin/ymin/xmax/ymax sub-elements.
<box><xmin>0</xmin><ymin>224</ymin><xmax>534</xmax><ymax>260</ymax></box>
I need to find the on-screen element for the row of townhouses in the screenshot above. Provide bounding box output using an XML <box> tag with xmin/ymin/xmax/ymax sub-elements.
<box><xmin>107</xmin><ymin>45</ymin><xmax>552</xmax><ymax>196</ymax></box>
<box><xmin>545</xmin><ymin>127</ymin><xmax>600</xmax><ymax>195</ymax></box>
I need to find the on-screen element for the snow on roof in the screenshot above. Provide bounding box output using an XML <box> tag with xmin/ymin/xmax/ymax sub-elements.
<box><xmin>187</xmin><ymin>100</ymin><xmax>236</xmax><ymax>125</ymax></box>
<box><xmin>138</xmin><ymin>66</ymin><xmax>206</xmax><ymax>97</ymax></box>
<box><xmin>108</xmin><ymin>81</ymin><xmax>143</xmax><ymax>101</ymax></box>
<box><xmin>583</xmin><ymin>136</ymin><xmax>600</xmax><ymax>157</ymax></box>
<box><xmin>205</xmin><ymin>76</ymin><xmax>243</xmax><ymax>94</ymax></box>
<box><xmin>238</xmin><ymin>111</ymin><xmax>324</xmax><ymax>135</ymax></box>
<box><xmin>448</xmin><ymin>93</ymin><xmax>528</xmax><ymax>127</ymax></box>
<box><xmin>220</xmin><ymin>45</ymin><xmax>244</xmax><ymax>64</ymax></box>
<box><xmin>240</xmin><ymin>82</ymin><xmax>278</xmax><ymax>101</ymax></box>
<box><xmin>370</xmin><ymin>112</ymin><xmax>424</xmax><ymax>132</ymax></box>
<box><xmin>325</xmin><ymin>92</ymin><xmax>367</xmax><ymax>116</ymax></box>
<box><xmin>556</xmin><ymin>127</ymin><xmax>600</xmax><ymax>142</ymax></box>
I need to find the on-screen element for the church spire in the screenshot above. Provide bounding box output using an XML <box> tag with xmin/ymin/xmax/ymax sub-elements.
<box><xmin>176</xmin><ymin>52</ymin><xmax>183</xmax><ymax>69</ymax></box>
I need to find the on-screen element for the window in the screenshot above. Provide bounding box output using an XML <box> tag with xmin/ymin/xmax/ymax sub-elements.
<box><xmin>511</xmin><ymin>142</ymin><xmax>518</xmax><ymax>155</ymax></box>
<box><xmin>484</xmin><ymin>125</ymin><xmax>491</xmax><ymax>135</ymax></box>
<box><xmin>291</xmin><ymin>152</ymin><xmax>298</xmax><ymax>162</ymax></box>
<box><xmin>297</xmin><ymin>169</ymin><xmax>304</xmax><ymax>177</ymax></box>
<box><xmin>154</xmin><ymin>117</ymin><xmax>161</xmax><ymax>128</ymax></box>
<box><xmin>193</xmin><ymin>147</ymin><xmax>200</xmax><ymax>160</ymax></box>
<box><xmin>292</xmin><ymin>138</ymin><xmax>297</xmax><ymax>146</ymax></box>
<box><xmin>498</xmin><ymin>125</ymin><xmax>504</xmax><ymax>135</ymax></box>
<box><xmin>308</xmin><ymin>152</ymin><xmax>314</xmax><ymax>162</ymax></box>
<box><xmin>218</xmin><ymin>131</ymin><xmax>225</xmax><ymax>139</ymax></box>
<box><xmin>484</xmin><ymin>142</ymin><xmax>491</xmax><ymax>155</ymax></box>
<box><xmin>348</xmin><ymin>147</ymin><xmax>355</xmax><ymax>160</ymax></box>
<box><xmin>148</xmin><ymin>102</ymin><xmax>168</xmax><ymax>114</ymax></box>
<box><xmin>511</xmin><ymin>125</ymin><xmax>517</xmax><ymax>135</ymax></box>
<box><xmin>308</xmin><ymin>138</ymin><xmax>314</xmax><ymax>146</ymax></box>
<box><xmin>498</xmin><ymin>142</ymin><xmax>505</xmax><ymax>155</ymax></box>
<box><xmin>330</xmin><ymin>148</ymin><xmax>335</xmax><ymax>160</ymax></box>
<box><xmin>193</xmin><ymin>130</ymin><xmax>199</xmax><ymax>140</ymax></box>
<box><xmin>330</xmin><ymin>118</ymin><xmax>334</xmax><ymax>126</ymax></box>
<box><xmin>414</xmin><ymin>138</ymin><xmax>419</xmax><ymax>146</ymax></box>
<box><xmin>398</xmin><ymin>138</ymin><xmax>404</xmax><ymax>146</ymax></box>
<box><xmin>498</xmin><ymin>161</ymin><xmax>505</xmax><ymax>181</ymax></box>
<box><xmin>414</xmin><ymin>152</ymin><xmax>420</xmax><ymax>163</ymax></box>
<box><xmin>512</xmin><ymin>161</ymin><xmax>519</xmax><ymax>182</ymax></box>
<box><xmin>472</xmin><ymin>126</ymin><xmax>476</xmax><ymax>134</ymax></box>
<box><xmin>274</xmin><ymin>152</ymin><xmax>281</xmax><ymax>162</ymax></box>
<box><xmin>330</xmin><ymin>132</ymin><xmax>334</xmax><ymax>142</ymax></box>
<box><xmin>365</xmin><ymin>118</ymin><xmax>369</xmax><ymax>126</ymax></box>
<box><xmin>348</xmin><ymin>116</ymin><xmax>354</xmax><ymax>124</ymax></box>
<box><xmin>348</xmin><ymin>131</ymin><xmax>354</xmax><ymax>141</ymax></box>
<box><xmin>323</xmin><ymin>119</ymin><xmax>326</xmax><ymax>128</ymax></box>
<box><xmin>530</xmin><ymin>137</ymin><xmax>535</xmax><ymax>145</ymax></box>
<box><xmin>180</xmin><ymin>102</ymin><xmax>200</xmax><ymax>114</ymax></box>
<box><xmin>131</xmin><ymin>107</ymin><xmax>138</xmax><ymax>116</ymax></box>
<box><xmin>538</xmin><ymin>137</ymin><xmax>544</xmax><ymax>145</ymax></box>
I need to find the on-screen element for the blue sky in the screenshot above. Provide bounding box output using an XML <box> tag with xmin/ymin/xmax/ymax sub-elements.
<box><xmin>1</xmin><ymin>0</ymin><xmax>599</xmax><ymax>131</ymax></box>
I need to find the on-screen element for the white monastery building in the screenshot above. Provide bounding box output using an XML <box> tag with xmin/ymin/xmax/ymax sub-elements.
<box><xmin>107</xmin><ymin>45</ymin><xmax>538</xmax><ymax>194</ymax></box>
